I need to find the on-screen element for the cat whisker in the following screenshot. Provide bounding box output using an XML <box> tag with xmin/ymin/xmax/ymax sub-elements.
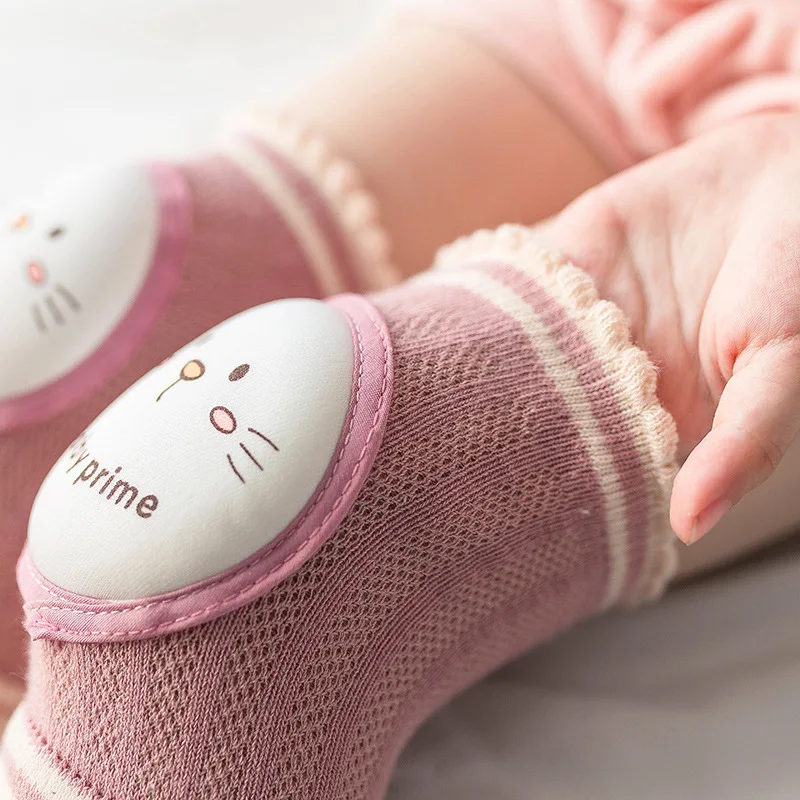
<box><xmin>54</xmin><ymin>283</ymin><xmax>81</xmax><ymax>313</ymax></box>
<box><xmin>45</xmin><ymin>295</ymin><xmax>65</xmax><ymax>325</ymax></box>
<box><xmin>240</xmin><ymin>442</ymin><xmax>263</xmax><ymax>470</ymax></box>
<box><xmin>32</xmin><ymin>304</ymin><xmax>47</xmax><ymax>333</ymax></box>
<box><xmin>156</xmin><ymin>378</ymin><xmax>181</xmax><ymax>403</ymax></box>
<box><xmin>248</xmin><ymin>427</ymin><xmax>279</xmax><ymax>452</ymax></box>
<box><xmin>227</xmin><ymin>454</ymin><xmax>245</xmax><ymax>484</ymax></box>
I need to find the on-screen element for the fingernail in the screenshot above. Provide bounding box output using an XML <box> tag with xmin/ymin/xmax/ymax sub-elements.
<box><xmin>688</xmin><ymin>498</ymin><xmax>732</xmax><ymax>545</ymax></box>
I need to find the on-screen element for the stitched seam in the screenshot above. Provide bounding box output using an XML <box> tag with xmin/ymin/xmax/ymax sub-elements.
<box><xmin>27</xmin><ymin>300</ymin><xmax>392</xmax><ymax>637</ymax></box>
<box><xmin>25</xmin><ymin>561</ymin><xmax>72</xmax><ymax>602</ymax></box>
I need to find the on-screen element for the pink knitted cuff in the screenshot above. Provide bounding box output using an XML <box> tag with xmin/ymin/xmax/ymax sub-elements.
<box><xmin>220</xmin><ymin>111</ymin><xmax>400</xmax><ymax>292</ymax></box>
<box><xmin>432</xmin><ymin>225</ymin><xmax>678</xmax><ymax>604</ymax></box>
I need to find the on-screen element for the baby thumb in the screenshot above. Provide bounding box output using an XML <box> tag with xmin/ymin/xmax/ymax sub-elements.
<box><xmin>670</xmin><ymin>338</ymin><xmax>800</xmax><ymax>544</ymax></box>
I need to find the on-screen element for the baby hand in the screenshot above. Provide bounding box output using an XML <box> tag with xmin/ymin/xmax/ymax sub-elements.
<box><xmin>540</xmin><ymin>113</ymin><xmax>800</xmax><ymax>544</ymax></box>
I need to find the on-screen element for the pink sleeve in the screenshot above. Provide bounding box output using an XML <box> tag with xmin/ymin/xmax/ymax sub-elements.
<box><xmin>394</xmin><ymin>0</ymin><xmax>800</xmax><ymax>168</ymax></box>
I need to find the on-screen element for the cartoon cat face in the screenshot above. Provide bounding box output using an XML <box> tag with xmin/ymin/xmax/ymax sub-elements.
<box><xmin>0</xmin><ymin>163</ymin><xmax>159</xmax><ymax>403</ymax></box>
<box><xmin>6</xmin><ymin>213</ymin><xmax>78</xmax><ymax>333</ymax></box>
<box><xmin>155</xmin><ymin>356</ymin><xmax>282</xmax><ymax>484</ymax></box>
<box><xmin>28</xmin><ymin>299</ymin><xmax>356</xmax><ymax>600</ymax></box>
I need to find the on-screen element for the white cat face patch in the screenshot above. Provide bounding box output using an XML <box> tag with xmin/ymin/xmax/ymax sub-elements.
<box><xmin>28</xmin><ymin>299</ymin><xmax>356</xmax><ymax>600</ymax></box>
<box><xmin>0</xmin><ymin>163</ymin><xmax>159</xmax><ymax>403</ymax></box>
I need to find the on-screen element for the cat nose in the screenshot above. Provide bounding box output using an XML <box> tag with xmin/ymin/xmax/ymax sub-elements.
<box><xmin>27</xmin><ymin>261</ymin><xmax>47</xmax><ymax>284</ymax></box>
<box><xmin>210</xmin><ymin>405</ymin><xmax>237</xmax><ymax>435</ymax></box>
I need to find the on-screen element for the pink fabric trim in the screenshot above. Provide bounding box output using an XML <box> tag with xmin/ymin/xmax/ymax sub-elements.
<box><xmin>0</xmin><ymin>163</ymin><xmax>192</xmax><ymax>433</ymax></box>
<box><xmin>18</xmin><ymin>295</ymin><xmax>394</xmax><ymax>643</ymax></box>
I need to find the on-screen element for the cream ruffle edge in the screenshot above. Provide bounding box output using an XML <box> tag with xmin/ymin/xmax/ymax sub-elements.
<box><xmin>221</xmin><ymin>110</ymin><xmax>400</xmax><ymax>293</ymax></box>
<box><xmin>434</xmin><ymin>224</ymin><xmax>679</xmax><ymax>605</ymax></box>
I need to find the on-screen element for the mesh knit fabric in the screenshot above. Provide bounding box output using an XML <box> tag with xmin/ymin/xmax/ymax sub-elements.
<box><xmin>0</xmin><ymin>116</ymin><xmax>396</xmax><ymax>701</ymax></box>
<box><xmin>1</xmin><ymin>227</ymin><xmax>676</xmax><ymax>800</ymax></box>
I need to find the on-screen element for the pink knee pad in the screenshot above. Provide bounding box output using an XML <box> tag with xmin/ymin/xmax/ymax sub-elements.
<box><xmin>2</xmin><ymin>227</ymin><xmax>676</xmax><ymax>799</ymax></box>
<box><xmin>0</xmin><ymin>116</ymin><xmax>396</xmax><ymax>694</ymax></box>
<box><xmin>396</xmin><ymin>0</ymin><xmax>800</xmax><ymax>166</ymax></box>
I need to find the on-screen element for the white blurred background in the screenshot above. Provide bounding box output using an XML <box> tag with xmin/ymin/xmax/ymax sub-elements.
<box><xmin>0</xmin><ymin>0</ymin><xmax>376</xmax><ymax>197</ymax></box>
<box><xmin>2</xmin><ymin>2</ymin><xmax>800</xmax><ymax>797</ymax></box>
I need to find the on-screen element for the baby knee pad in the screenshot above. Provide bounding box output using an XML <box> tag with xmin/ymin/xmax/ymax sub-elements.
<box><xmin>2</xmin><ymin>227</ymin><xmax>676</xmax><ymax>799</ymax></box>
<box><xmin>0</xmin><ymin>115</ymin><xmax>396</xmax><ymax>692</ymax></box>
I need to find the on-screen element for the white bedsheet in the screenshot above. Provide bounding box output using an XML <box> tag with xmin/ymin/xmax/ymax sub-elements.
<box><xmin>2</xmin><ymin>1</ymin><xmax>797</xmax><ymax>796</ymax></box>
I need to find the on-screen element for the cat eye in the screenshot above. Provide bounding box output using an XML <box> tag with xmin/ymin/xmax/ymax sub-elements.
<box><xmin>229</xmin><ymin>364</ymin><xmax>250</xmax><ymax>382</ymax></box>
<box><xmin>181</xmin><ymin>360</ymin><xmax>205</xmax><ymax>381</ymax></box>
<box><xmin>156</xmin><ymin>359</ymin><xmax>206</xmax><ymax>402</ymax></box>
<box><xmin>48</xmin><ymin>226</ymin><xmax>65</xmax><ymax>238</ymax></box>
